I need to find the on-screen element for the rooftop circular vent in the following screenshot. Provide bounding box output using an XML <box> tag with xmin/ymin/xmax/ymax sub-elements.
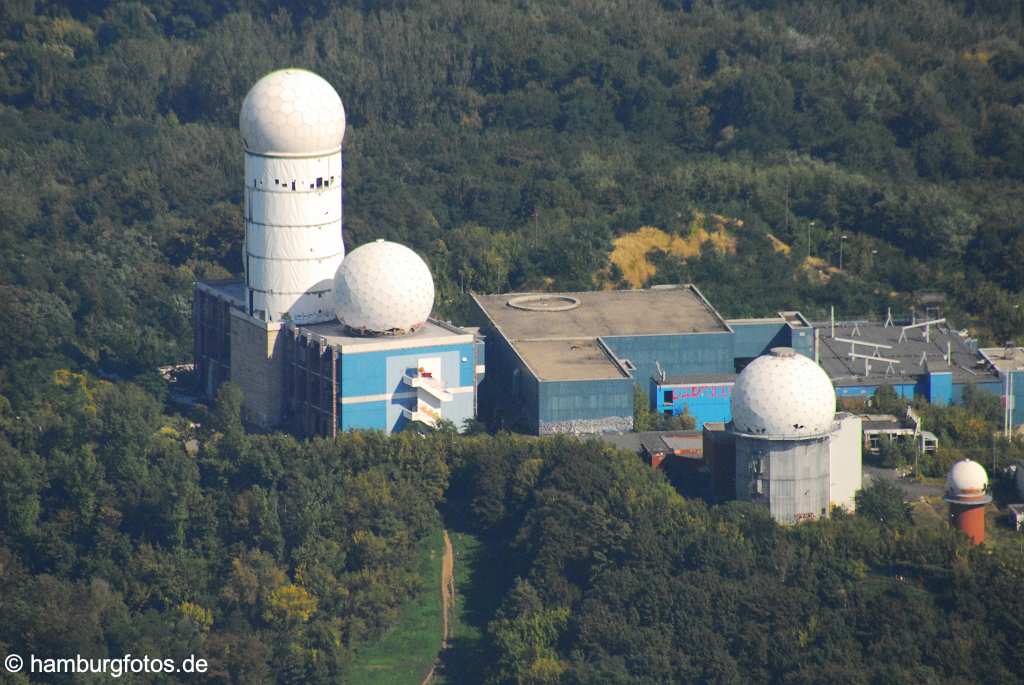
<box><xmin>506</xmin><ymin>295</ymin><xmax>580</xmax><ymax>312</ymax></box>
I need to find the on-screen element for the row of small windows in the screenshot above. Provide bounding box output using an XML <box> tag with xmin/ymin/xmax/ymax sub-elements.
<box><xmin>251</xmin><ymin>175</ymin><xmax>337</xmax><ymax>190</ymax></box>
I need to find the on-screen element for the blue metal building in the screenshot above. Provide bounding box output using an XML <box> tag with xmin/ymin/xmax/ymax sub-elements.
<box><xmin>471</xmin><ymin>286</ymin><xmax>734</xmax><ymax>434</ymax></box>
<box><xmin>817</xmin><ymin>322</ymin><xmax>1015</xmax><ymax>415</ymax></box>
<box><xmin>471</xmin><ymin>288</ymin><xmax>821</xmax><ymax>434</ymax></box>
<box><xmin>472</xmin><ymin>286</ymin><xmax>1022</xmax><ymax>437</ymax></box>
<box><xmin>288</xmin><ymin>318</ymin><xmax>482</xmax><ymax>435</ymax></box>
<box><xmin>650</xmin><ymin>312</ymin><xmax>816</xmax><ymax>429</ymax></box>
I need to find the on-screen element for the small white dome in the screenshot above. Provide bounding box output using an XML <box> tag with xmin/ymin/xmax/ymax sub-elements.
<box><xmin>240</xmin><ymin>69</ymin><xmax>345</xmax><ymax>157</ymax></box>
<box><xmin>335</xmin><ymin>240</ymin><xmax>435</xmax><ymax>335</ymax></box>
<box><xmin>946</xmin><ymin>459</ymin><xmax>988</xmax><ymax>496</ymax></box>
<box><xmin>731</xmin><ymin>347</ymin><xmax>837</xmax><ymax>437</ymax></box>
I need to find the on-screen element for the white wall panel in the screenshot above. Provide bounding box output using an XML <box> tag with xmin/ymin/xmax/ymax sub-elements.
<box><xmin>243</xmin><ymin>148</ymin><xmax>345</xmax><ymax>323</ymax></box>
<box><xmin>246</xmin><ymin>223</ymin><xmax>342</xmax><ymax>260</ymax></box>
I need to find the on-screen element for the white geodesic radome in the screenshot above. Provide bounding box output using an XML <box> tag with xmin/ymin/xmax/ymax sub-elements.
<box><xmin>240</xmin><ymin>69</ymin><xmax>346</xmax><ymax>157</ymax></box>
<box><xmin>334</xmin><ymin>240</ymin><xmax>435</xmax><ymax>335</ymax></box>
<box><xmin>731</xmin><ymin>347</ymin><xmax>837</xmax><ymax>437</ymax></box>
<box><xmin>946</xmin><ymin>459</ymin><xmax>988</xmax><ymax>497</ymax></box>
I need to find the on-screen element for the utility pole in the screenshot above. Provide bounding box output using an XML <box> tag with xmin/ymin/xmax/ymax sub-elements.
<box><xmin>992</xmin><ymin>432</ymin><xmax>997</xmax><ymax>474</ymax></box>
<box><xmin>839</xmin><ymin>234</ymin><xmax>848</xmax><ymax>271</ymax></box>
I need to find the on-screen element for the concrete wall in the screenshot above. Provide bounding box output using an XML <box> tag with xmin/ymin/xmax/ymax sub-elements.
<box><xmin>829</xmin><ymin>414</ymin><xmax>862</xmax><ymax>512</ymax></box>
<box><xmin>229</xmin><ymin>311</ymin><xmax>285</xmax><ymax>429</ymax></box>
<box><xmin>653</xmin><ymin>379</ymin><xmax>733</xmax><ymax>428</ymax></box>
<box><xmin>538</xmin><ymin>378</ymin><xmax>633</xmax><ymax>434</ymax></box>
<box><xmin>194</xmin><ymin>286</ymin><xmax>233</xmax><ymax>401</ymax></box>
<box><xmin>735</xmin><ymin>435</ymin><xmax>831</xmax><ymax>525</ymax></box>
<box><xmin>703</xmin><ymin>426</ymin><xmax>736</xmax><ymax>502</ymax></box>
<box><xmin>475</xmin><ymin>325</ymin><xmax>539</xmax><ymax>432</ymax></box>
<box><xmin>603</xmin><ymin>331</ymin><xmax>734</xmax><ymax>388</ymax></box>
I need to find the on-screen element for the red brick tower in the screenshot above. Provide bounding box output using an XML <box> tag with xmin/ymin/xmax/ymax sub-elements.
<box><xmin>944</xmin><ymin>459</ymin><xmax>991</xmax><ymax>545</ymax></box>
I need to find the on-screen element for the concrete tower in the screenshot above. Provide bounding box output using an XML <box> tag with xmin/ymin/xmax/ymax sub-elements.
<box><xmin>730</xmin><ymin>347</ymin><xmax>838</xmax><ymax>524</ymax></box>
<box><xmin>945</xmin><ymin>459</ymin><xmax>991</xmax><ymax>545</ymax></box>
<box><xmin>239</xmin><ymin>69</ymin><xmax>346</xmax><ymax>323</ymax></box>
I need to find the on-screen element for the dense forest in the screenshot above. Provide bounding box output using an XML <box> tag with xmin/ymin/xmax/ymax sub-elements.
<box><xmin>2</xmin><ymin>0</ymin><xmax>1024</xmax><ymax>388</ymax></box>
<box><xmin>0</xmin><ymin>379</ymin><xmax>452</xmax><ymax>681</ymax></box>
<box><xmin>449</xmin><ymin>437</ymin><xmax>1024</xmax><ymax>684</ymax></box>
<box><xmin>2</xmin><ymin>0</ymin><xmax>1024</xmax><ymax>683</ymax></box>
<box><xmin>4</xmin><ymin>378</ymin><xmax>1023</xmax><ymax>683</ymax></box>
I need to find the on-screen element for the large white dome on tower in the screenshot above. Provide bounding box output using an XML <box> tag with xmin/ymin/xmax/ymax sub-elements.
<box><xmin>946</xmin><ymin>459</ymin><xmax>989</xmax><ymax>497</ymax></box>
<box><xmin>731</xmin><ymin>347</ymin><xmax>836</xmax><ymax>437</ymax></box>
<box><xmin>240</xmin><ymin>69</ymin><xmax>346</xmax><ymax>157</ymax></box>
<box><xmin>334</xmin><ymin>240</ymin><xmax>435</xmax><ymax>335</ymax></box>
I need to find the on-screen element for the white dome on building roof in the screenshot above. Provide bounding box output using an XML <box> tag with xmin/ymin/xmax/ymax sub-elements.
<box><xmin>240</xmin><ymin>69</ymin><xmax>345</xmax><ymax>157</ymax></box>
<box><xmin>334</xmin><ymin>240</ymin><xmax>435</xmax><ymax>335</ymax></box>
<box><xmin>946</xmin><ymin>459</ymin><xmax>988</xmax><ymax>496</ymax></box>
<box><xmin>731</xmin><ymin>347</ymin><xmax>837</xmax><ymax>437</ymax></box>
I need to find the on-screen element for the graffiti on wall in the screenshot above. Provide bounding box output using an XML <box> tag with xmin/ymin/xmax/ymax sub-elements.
<box><xmin>667</xmin><ymin>384</ymin><xmax>732</xmax><ymax>401</ymax></box>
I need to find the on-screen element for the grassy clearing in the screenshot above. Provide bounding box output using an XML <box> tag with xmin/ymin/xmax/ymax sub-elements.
<box><xmin>608</xmin><ymin>213</ymin><xmax>739</xmax><ymax>287</ymax></box>
<box><xmin>436</xmin><ymin>530</ymin><xmax>507</xmax><ymax>684</ymax></box>
<box><xmin>348</xmin><ymin>528</ymin><xmax>444</xmax><ymax>685</ymax></box>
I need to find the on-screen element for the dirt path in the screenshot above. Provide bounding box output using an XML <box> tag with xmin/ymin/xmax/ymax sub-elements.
<box><xmin>420</xmin><ymin>529</ymin><xmax>454</xmax><ymax>685</ymax></box>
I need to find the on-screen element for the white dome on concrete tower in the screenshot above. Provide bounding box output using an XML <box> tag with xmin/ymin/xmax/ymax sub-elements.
<box><xmin>947</xmin><ymin>459</ymin><xmax>988</xmax><ymax>497</ymax></box>
<box><xmin>240</xmin><ymin>69</ymin><xmax>346</xmax><ymax>157</ymax></box>
<box><xmin>334</xmin><ymin>240</ymin><xmax>435</xmax><ymax>335</ymax></box>
<box><xmin>731</xmin><ymin>347</ymin><xmax>836</xmax><ymax>437</ymax></box>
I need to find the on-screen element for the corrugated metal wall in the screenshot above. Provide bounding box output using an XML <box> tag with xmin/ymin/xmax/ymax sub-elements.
<box><xmin>538</xmin><ymin>378</ymin><xmax>634</xmax><ymax>433</ymax></box>
<box><xmin>603</xmin><ymin>331</ymin><xmax>735</xmax><ymax>387</ymax></box>
<box><xmin>730</xmin><ymin>322</ymin><xmax>789</xmax><ymax>359</ymax></box>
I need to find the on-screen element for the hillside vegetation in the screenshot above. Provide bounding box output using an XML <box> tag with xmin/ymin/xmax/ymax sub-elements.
<box><xmin>1</xmin><ymin>0</ymin><xmax>1023</xmax><ymax>394</ymax></box>
<box><xmin>2</xmin><ymin>2</ymin><xmax>1024</xmax><ymax>683</ymax></box>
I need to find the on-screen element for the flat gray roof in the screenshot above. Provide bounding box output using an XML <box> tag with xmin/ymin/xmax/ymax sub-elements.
<box><xmin>816</xmin><ymin>322</ymin><xmax>998</xmax><ymax>386</ymax></box>
<box><xmin>472</xmin><ymin>285</ymin><xmax>728</xmax><ymax>382</ymax></box>
<box><xmin>196</xmin><ymin>280</ymin><xmax>473</xmax><ymax>352</ymax></box>
<box><xmin>597</xmin><ymin>430</ymin><xmax>704</xmax><ymax>457</ymax></box>
<box><xmin>197</xmin><ymin>279</ymin><xmax>246</xmax><ymax>308</ymax></box>
<box><xmin>473</xmin><ymin>285</ymin><xmax>729</xmax><ymax>340</ymax></box>
<box><xmin>979</xmin><ymin>347</ymin><xmax>1024</xmax><ymax>374</ymax></box>
<box><xmin>514</xmin><ymin>339</ymin><xmax>628</xmax><ymax>381</ymax></box>
<box><xmin>293</xmin><ymin>318</ymin><xmax>473</xmax><ymax>352</ymax></box>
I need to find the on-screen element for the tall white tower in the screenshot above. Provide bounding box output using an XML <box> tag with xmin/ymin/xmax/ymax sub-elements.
<box><xmin>239</xmin><ymin>69</ymin><xmax>346</xmax><ymax>323</ymax></box>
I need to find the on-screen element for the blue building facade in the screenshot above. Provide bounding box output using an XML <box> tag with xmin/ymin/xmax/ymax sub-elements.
<box><xmin>285</xmin><ymin>319</ymin><xmax>480</xmax><ymax>436</ymax></box>
<box><xmin>651</xmin><ymin>314</ymin><xmax>815</xmax><ymax>428</ymax></box>
<box><xmin>339</xmin><ymin>340</ymin><xmax>477</xmax><ymax>433</ymax></box>
<box><xmin>652</xmin><ymin>377</ymin><xmax>734</xmax><ymax>428</ymax></box>
<box><xmin>471</xmin><ymin>287</ymin><xmax>1022</xmax><ymax>437</ymax></box>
